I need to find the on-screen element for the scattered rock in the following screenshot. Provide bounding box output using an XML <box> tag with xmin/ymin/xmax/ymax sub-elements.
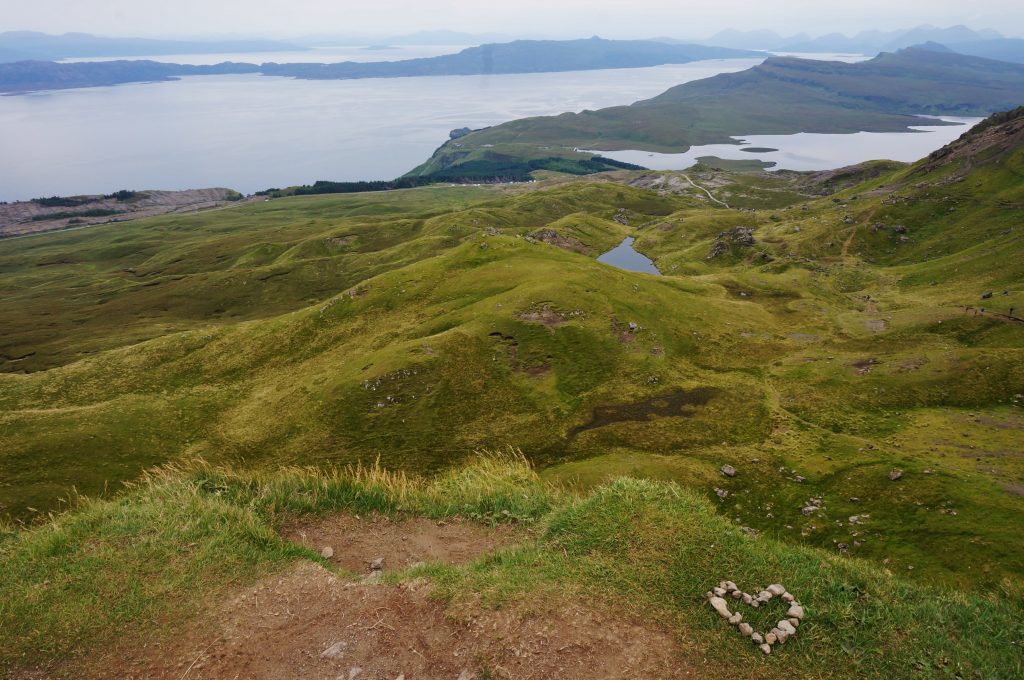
<box><xmin>888</xmin><ymin>469</ymin><xmax>904</xmax><ymax>481</ymax></box>
<box><xmin>715</xmin><ymin>488</ymin><xmax>729</xmax><ymax>499</ymax></box>
<box><xmin>721</xmin><ymin>465</ymin><xmax>737</xmax><ymax>478</ymax></box>
<box><xmin>370</xmin><ymin>557</ymin><xmax>385</xmax><ymax>572</ymax></box>
<box><xmin>321</xmin><ymin>546</ymin><xmax>334</xmax><ymax>559</ymax></box>
<box><xmin>321</xmin><ymin>641</ymin><xmax>347</xmax><ymax>659</ymax></box>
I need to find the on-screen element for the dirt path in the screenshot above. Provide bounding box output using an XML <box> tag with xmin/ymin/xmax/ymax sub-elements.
<box><xmin>681</xmin><ymin>174</ymin><xmax>730</xmax><ymax>208</ymax></box>
<box><xmin>47</xmin><ymin>513</ymin><xmax>705</xmax><ymax>680</ymax></box>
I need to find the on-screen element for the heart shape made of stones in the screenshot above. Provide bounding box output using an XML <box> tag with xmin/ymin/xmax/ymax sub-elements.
<box><xmin>705</xmin><ymin>580</ymin><xmax>805</xmax><ymax>655</ymax></box>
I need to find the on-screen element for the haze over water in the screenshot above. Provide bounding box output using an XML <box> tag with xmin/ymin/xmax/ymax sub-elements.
<box><xmin>0</xmin><ymin>56</ymin><xmax>765</xmax><ymax>201</ymax></box>
<box><xmin>0</xmin><ymin>50</ymin><xmax>972</xmax><ymax>202</ymax></box>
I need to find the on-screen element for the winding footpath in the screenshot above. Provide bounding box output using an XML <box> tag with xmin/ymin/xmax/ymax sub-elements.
<box><xmin>681</xmin><ymin>173</ymin><xmax>730</xmax><ymax>208</ymax></box>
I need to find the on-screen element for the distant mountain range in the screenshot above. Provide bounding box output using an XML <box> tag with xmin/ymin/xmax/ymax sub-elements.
<box><xmin>408</xmin><ymin>45</ymin><xmax>1024</xmax><ymax>180</ymax></box>
<box><xmin>0</xmin><ymin>38</ymin><xmax>762</xmax><ymax>94</ymax></box>
<box><xmin>0</xmin><ymin>31</ymin><xmax>305</xmax><ymax>63</ymax></box>
<box><xmin>692</xmin><ymin>24</ymin><xmax>1007</xmax><ymax>55</ymax></box>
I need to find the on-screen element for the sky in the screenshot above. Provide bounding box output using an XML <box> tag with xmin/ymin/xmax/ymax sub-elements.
<box><xmin>2</xmin><ymin>0</ymin><xmax>1019</xmax><ymax>39</ymax></box>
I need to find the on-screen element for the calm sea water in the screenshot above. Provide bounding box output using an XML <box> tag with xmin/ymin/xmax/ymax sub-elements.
<box><xmin>0</xmin><ymin>58</ymin><xmax>770</xmax><ymax>201</ymax></box>
<box><xmin>588</xmin><ymin>116</ymin><xmax>984</xmax><ymax>172</ymax></box>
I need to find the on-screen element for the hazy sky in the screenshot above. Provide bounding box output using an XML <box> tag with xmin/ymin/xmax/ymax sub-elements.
<box><xmin>3</xmin><ymin>0</ymin><xmax>1019</xmax><ymax>39</ymax></box>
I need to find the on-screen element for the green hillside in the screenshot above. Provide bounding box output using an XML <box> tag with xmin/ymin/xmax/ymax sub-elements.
<box><xmin>2</xmin><ymin>107</ymin><xmax>1023</xmax><ymax>680</ymax></box>
<box><xmin>2</xmin><ymin>109</ymin><xmax>1023</xmax><ymax>599</ymax></box>
<box><xmin>409</xmin><ymin>47</ymin><xmax>1024</xmax><ymax>180</ymax></box>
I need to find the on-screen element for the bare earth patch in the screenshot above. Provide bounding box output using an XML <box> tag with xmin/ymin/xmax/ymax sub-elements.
<box><xmin>68</xmin><ymin>561</ymin><xmax>695</xmax><ymax>680</ymax></box>
<box><xmin>280</xmin><ymin>514</ymin><xmax>527</xmax><ymax>575</ymax></box>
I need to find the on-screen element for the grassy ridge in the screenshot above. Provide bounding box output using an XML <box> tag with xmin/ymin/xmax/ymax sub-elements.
<box><xmin>1</xmin><ymin>455</ymin><xmax>1021</xmax><ymax>678</ymax></box>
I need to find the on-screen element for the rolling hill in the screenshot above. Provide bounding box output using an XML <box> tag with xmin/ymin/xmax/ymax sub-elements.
<box><xmin>1</xmin><ymin>108</ymin><xmax>1022</xmax><ymax>593</ymax></box>
<box><xmin>1</xmin><ymin>107</ymin><xmax>1023</xmax><ymax>680</ymax></box>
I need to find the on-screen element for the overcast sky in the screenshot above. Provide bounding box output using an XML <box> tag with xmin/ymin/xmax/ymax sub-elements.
<box><xmin>3</xmin><ymin>0</ymin><xmax>1019</xmax><ymax>39</ymax></box>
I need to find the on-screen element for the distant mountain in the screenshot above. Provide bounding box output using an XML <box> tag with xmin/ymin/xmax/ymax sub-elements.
<box><xmin>948</xmin><ymin>38</ymin><xmax>1024</xmax><ymax>64</ymax></box>
<box><xmin>776</xmin><ymin>24</ymin><xmax>1002</xmax><ymax>54</ymax></box>
<box><xmin>409</xmin><ymin>47</ymin><xmax>1024</xmax><ymax>180</ymax></box>
<box><xmin>0</xmin><ymin>38</ymin><xmax>763</xmax><ymax>94</ymax></box>
<box><xmin>696</xmin><ymin>29</ymin><xmax>810</xmax><ymax>50</ymax></box>
<box><xmin>261</xmin><ymin>38</ymin><xmax>762</xmax><ymax>80</ymax></box>
<box><xmin>0</xmin><ymin>31</ymin><xmax>304</xmax><ymax>63</ymax></box>
<box><xmin>291</xmin><ymin>30</ymin><xmax>517</xmax><ymax>48</ymax></box>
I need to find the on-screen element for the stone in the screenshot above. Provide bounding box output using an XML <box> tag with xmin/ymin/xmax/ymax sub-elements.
<box><xmin>777</xmin><ymin>620</ymin><xmax>797</xmax><ymax>635</ymax></box>
<box><xmin>742</xmin><ymin>593</ymin><xmax>753</xmax><ymax>605</ymax></box>
<box><xmin>705</xmin><ymin>591</ymin><xmax>714</xmax><ymax>599</ymax></box>
<box><xmin>709</xmin><ymin>596</ymin><xmax>732</xmax><ymax>619</ymax></box>
<box><xmin>757</xmin><ymin>590</ymin><xmax>773</xmax><ymax>601</ymax></box>
<box><xmin>713</xmin><ymin>587</ymin><xmax>727</xmax><ymax>597</ymax></box>
<box><xmin>789</xmin><ymin>617</ymin><xmax>800</xmax><ymax>628</ymax></box>
<box><xmin>370</xmin><ymin>557</ymin><xmax>385</xmax><ymax>571</ymax></box>
<box><xmin>765</xmin><ymin>633</ymin><xmax>778</xmax><ymax>645</ymax></box>
<box><xmin>781</xmin><ymin>592</ymin><xmax>795</xmax><ymax>602</ymax></box>
<box><xmin>724</xmin><ymin>581</ymin><xmax>738</xmax><ymax>592</ymax></box>
<box><xmin>773</xmin><ymin>628</ymin><xmax>790</xmax><ymax>644</ymax></box>
<box><xmin>321</xmin><ymin>641</ymin><xmax>347</xmax><ymax>659</ymax></box>
<box><xmin>787</xmin><ymin>604</ymin><xmax>805</xmax><ymax>620</ymax></box>
<box><xmin>767</xmin><ymin>584</ymin><xmax>786</xmax><ymax>596</ymax></box>
<box><xmin>321</xmin><ymin>546</ymin><xmax>334</xmax><ymax>559</ymax></box>
<box><xmin>888</xmin><ymin>469</ymin><xmax>903</xmax><ymax>481</ymax></box>
<box><xmin>721</xmin><ymin>464</ymin><xmax>737</xmax><ymax>477</ymax></box>
<box><xmin>760</xmin><ymin>643</ymin><xmax>772</xmax><ymax>655</ymax></box>
<box><xmin>729</xmin><ymin>613</ymin><xmax>743</xmax><ymax>625</ymax></box>
<box><xmin>732</xmin><ymin>590</ymin><xmax>743</xmax><ymax>599</ymax></box>
<box><xmin>458</xmin><ymin>671</ymin><xmax>475</xmax><ymax>680</ymax></box>
<box><xmin>348</xmin><ymin>668</ymin><xmax>363</xmax><ymax>680</ymax></box>
<box><xmin>751</xmin><ymin>633</ymin><xmax>764</xmax><ymax>644</ymax></box>
<box><xmin>738</xmin><ymin>623</ymin><xmax>753</xmax><ymax>636</ymax></box>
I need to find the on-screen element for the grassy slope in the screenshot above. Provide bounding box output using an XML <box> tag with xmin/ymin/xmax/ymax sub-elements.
<box><xmin>1</xmin><ymin>115</ymin><xmax>1023</xmax><ymax>596</ymax></box>
<box><xmin>1</xmin><ymin>456</ymin><xmax>1021</xmax><ymax>679</ymax></box>
<box><xmin>409</xmin><ymin>48</ymin><xmax>1024</xmax><ymax>178</ymax></box>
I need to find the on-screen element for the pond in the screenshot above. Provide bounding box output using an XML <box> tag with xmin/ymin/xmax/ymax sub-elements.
<box><xmin>597</xmin><ymin>237</ymin><xmax>661</xmax><ymax>275</ymax></box>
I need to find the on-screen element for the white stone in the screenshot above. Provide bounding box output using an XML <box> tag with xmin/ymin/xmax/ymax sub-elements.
<box><xmin>709</xmin><ymin>596</ymin><xmax>732</xmax><ymax>619</ymax></box>
<box><xmin>760</xmin><ymin>643</ymin><xmax>772</xmax><ymax>655</ymax></box>
<box><xmin>738</xmin><ymin>623</ymin><xmax>753</xmax><ymax>636</ymax></box>
<box><xmin>751</xmin><ymin>633</ymin><xmax>764</xmax><ymax>644</ymax></box>
<box><xmin>778</xmin><ymin>620</ymin><xmax>797</xmax><ymax>635</ymax></box>
<box><xmin>742</xmin><ymin>593</ymin><xmax>753</xmax><ymax>605</ymax></box>
<box><xmin>729</xmin><ymin>613</ymin><xmax>743</xmax><ymax>625</ymax></box>
<box><xmin>713</xmin><ymin>587</ymin><xmax>727</xmax><ymax>597</ymax></box>
<box><xmin>787</xmin><ymin>604</ymin><xmax>805</xmax><ymax>620</ymax></box>
<box><xmin>767</xmin><ymin>584</ymin><xmax>786</xmax><ymax>596</ymax></box>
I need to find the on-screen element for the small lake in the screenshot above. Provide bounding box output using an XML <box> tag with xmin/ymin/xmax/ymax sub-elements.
<box><xmin>588</xmin><ymin>116</ymin><xmax>984</xmax><ymax>172</ymax></box>
<box><xmin>598</xmin><ymin>237</ymin><xmax>661</xmax><ymax>275</ymax></box>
